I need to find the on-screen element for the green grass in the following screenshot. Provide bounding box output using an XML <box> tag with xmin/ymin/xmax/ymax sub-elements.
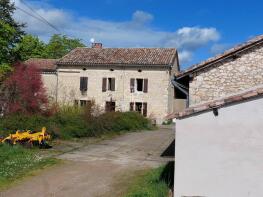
<box><xmin>124</xmin><ymin>166</ymin><xmax>169</xmax><ymax>197</ymax></box>
<box><xmin>0</xmin><ymin>144</ymin><xmax>58</xmax><ymax>190</ymax></box>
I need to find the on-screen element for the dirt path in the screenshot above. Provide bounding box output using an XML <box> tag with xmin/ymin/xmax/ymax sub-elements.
<box><xmin>0</xmin><ymin>127</ymin><xmax>174</xmax><ymax>197</ymax></box>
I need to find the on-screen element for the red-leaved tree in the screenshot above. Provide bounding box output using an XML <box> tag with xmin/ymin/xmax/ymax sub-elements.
<box><xmin>3</xmin><ymin>62</ymin><xmax>49</xmax><ymax>115</ymax></box>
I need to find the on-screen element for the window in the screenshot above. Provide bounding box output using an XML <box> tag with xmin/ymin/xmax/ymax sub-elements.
<box><xmin>135</xmin><ymin>102</ymin><xmax>142</xmax><ymax>113</ymax></box>
<box><xmin>108</xmin><ymin>78</ymin><xmax>115</xmax><ymax>91</ymax></box>
<box><xmin>130</xmin><ymin>78</ymin><xmax>148</xmax><ymax>93</ymax></box>
<box><xmin>130</xmin><ymin>102</ymin><xmax>147</xmax><ymax>117</ymax></box>
<box><xmin>79</xmin><ymin>100</ymin><xmax>92</xmax><ymax>107</ymax></box>
<box><xmin>136</xmin><ymin>79</ymin><xmax>143</xmax><ymax>91</ymax></box>
<box><xmin>80</xmin><ymin>77</ymin><xmax>88</xmax><ymax>91</ymax></box>
<box><xmin>80</xmin><ymin>100</ymin><xmax>87</xmax><ymax>107</ymax></box>
<box><xmin>102</xmin><ymin>78</ymin><xmax>115</xmax><ymax>92</ymax></box>
<box><xmin>105</xmin><ymin>101</ymin><xmax>115</xmax><ymax>112</ymax></box>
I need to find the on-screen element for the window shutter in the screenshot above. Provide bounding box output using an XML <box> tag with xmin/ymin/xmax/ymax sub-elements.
<box><xmin>80</xmin><ymin>77</ymin><xmax>84</xmax><ymax>91</ymax></box>
<box><xmin>80</xmin><ymin>77</ymin><xmax>88</xmax><ymax>91</ymax></box>
<box><xmin>143</xmin><ymin>102</ymin><xmax>147</xmax><ymax>117</ymax></box>
<box><xmin>130</xmin><ymin>102</ymin><xmax>134</xmax><ymax>111</ymax></box>
<box><xmin>111</xmin><ymin>78</ymin><xmax>115</xmax><ymax>91</ymax></box>
<box><xmin>102</xmin><ymin>78</ymin><xmax>107</xmax><ymax>92</ymax></box>
<box><xmin>143</xmin><ymin>79</ymin><xmax>148</xmax><ymax>93</ymax></box>
<box><xmin>83</xmin><ymin>77</ymin><xmax>88</xmax><ymax>91</ymax></box>
<box><xmin>130</xmin><ymin>78</ymin><xmax>135</xmax><ymax>93</ymax></box>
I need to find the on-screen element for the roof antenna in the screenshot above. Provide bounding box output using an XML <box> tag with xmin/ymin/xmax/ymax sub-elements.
<box><xmin>90</xmin><ymin>38</ymin><xmax>95</xmax><ymax>43</ymax></box>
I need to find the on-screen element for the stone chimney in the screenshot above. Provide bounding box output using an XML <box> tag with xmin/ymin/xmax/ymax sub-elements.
<box><xmin>92</xmin><ymin>43</ymin><xmax>103</xmax><ymax>49</ymax></box>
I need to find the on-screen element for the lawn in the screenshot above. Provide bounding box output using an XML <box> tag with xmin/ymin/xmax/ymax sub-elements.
<box><xmin>0</xmin><ymin>144</ymin><xmax>58</xmax><ymax>190</ymax></box>
<box><xmin>124</xmin><ymin>166</ymin><xmax>170</xmax><ymax>197</ymax></box>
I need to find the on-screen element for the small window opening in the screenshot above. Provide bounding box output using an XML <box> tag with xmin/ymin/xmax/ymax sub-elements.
<box><xmin>135</xmin><ymin>102</ymin><xmax>142</xmax><ymax>113</ymax></box>
<box><xmin>136</xmin><ymin>79</ymin><xmax>143</xmax><ymax>92</ymax></box>
<box><xmin>138</xmin><ymin>69</ymin><xmax>142</xmax><ymax>72</ymax></box>
<box><xmin>110</xmin><ymin>68</ymin><xmax>114</xmax><ymax>71</ymax></box>
<box><xmin>105</xmin><ymin>101</ymin><xmax>115</xmax><ymax>112</ymax></box>
<box><xmin>132</xmin><ymin>102</ymin><xmax>147</xmax><ymax>117</ymax></box>
<box><xmin>80</xmin><ymin>100</ymin><xmax>87</xmax><ymax>107</ymax></box>
<box><xmin>83</xmin><ymin>68</ymin><xmax>87</xmax><ymax>71</ymax></box>
<box><xmin>108</xmin><ymin>78</ymin><xmax>115</xmax><ymax>91</ymax></box>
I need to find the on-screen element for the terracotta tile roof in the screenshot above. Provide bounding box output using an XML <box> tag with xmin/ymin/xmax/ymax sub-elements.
<box><xmin>57</xmin><ymin>48</ymin><xmax>177</xmax><ymax>66</ymax></box>
<box><xmin>25</xmin><ymin>58</ymin><xmax>58</xmax><ymax>71</ymax></box>
<box><xmin>166</xmin><ymin>85</ymin><xmax>263</xmax><ymax>120</ymax></box>
<box><xmin>177</xmin><ymin>34</ymin><xmax>263</xmax><ymax>78</ymax></box>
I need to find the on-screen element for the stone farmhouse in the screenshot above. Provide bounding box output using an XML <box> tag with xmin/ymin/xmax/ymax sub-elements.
<box><xmin>26</xmin><ymin>43</ymin><xmax>184</xmax><ymax>124</ymax></box>
<box><xmin>168</xmin><ymin>34</ymin><xmax>263</xmax><ymax>197</ymax></box>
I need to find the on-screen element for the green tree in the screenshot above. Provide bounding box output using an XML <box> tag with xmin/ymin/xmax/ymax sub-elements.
<box><xmin>45</xmin><ymin>34</ymin><xmax>85</xmax><ymax>59</ymax></box>
<box><xmin>0</xmin><ymin>63</ymin><xmax>12</xmax><ymax>82</ymax></box>
<box><xmin>0</xmin><ymin>0</ymin><xmax>25</xmax><ymax>63</ymax></box>
<box><xmin>0</xmin><ymin>21</ymin><xmax>16</xmax><ymax>64</ymax></box>
<box><xmin>15</xmin><ymin>35</ymin><xmax>47</xmax><ymax>61</ymax></box>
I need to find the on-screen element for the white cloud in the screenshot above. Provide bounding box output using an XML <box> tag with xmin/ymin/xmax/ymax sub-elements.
<box><xmin>12</xmin><ymin>0</ymin><xmax>221</xmax><ymax>64</ymax></box>
<box><xmin>131</xmin><ymin>10</ymin><xmax>154</xmax><ymax>27</ymax></box>
<box><xmin>162</xmin><ymin>27</ymin><xmax>220</xmax><ymax>50</ymax></box>
<box><xmin>178</xmin><ymin>50</ymin><xmax>193</xmax><ymax>64</ymax></box>
<box><xmin>210</xmin><ymin>43</ymin><xmax>229</xmax><ymax>55</ymax></box>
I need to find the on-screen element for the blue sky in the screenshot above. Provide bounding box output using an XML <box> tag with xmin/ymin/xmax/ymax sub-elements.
<box><xmin>13</xmin><ymin>0</ymin><xmax>263</xmax><ymax>69</ymax></box>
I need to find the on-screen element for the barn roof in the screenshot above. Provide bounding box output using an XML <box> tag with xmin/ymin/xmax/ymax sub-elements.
<box><xmin>57</xmin><ymin>48</ymin><xmax>178</xmax><ymax>67</ymax></box>
<box><xmin>25</xmin><ymin>58</ymin><xmax>57</xmax><ymax>72</ymax></box>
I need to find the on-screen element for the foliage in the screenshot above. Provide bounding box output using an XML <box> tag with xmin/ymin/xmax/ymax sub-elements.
<box><xmin>0</xmin><ymin>144</ymin><xmax>58</xmax><ymax>189</ymax></box>
<box><xmin>13</xmin><ymin>34</ymin><xmax>86</xmax><ymax>60</ymax></box>
<box><xmin>0</xmin><ymin>0</ymin><xmax>25</xmax><ymax>64</ymax></box>
<box><xmin>15</xmin><ymin>35</ymin><xmax>46</xmax><ymax>61</ymax></box>
<box><xmin>0</xmin><ymin>108</ymin><xmax>152</xmax><ymax>140</ymax></box>
<box><xmin>162</xmin><ymin>119</ymin><xmax>173</xmax><ymax>125</ymax></box>
<box><xmin>0</xmin><ymin>20</ymin><xmax>16</xmax><ymax>64</ymax></box>
<box><xmin>44</xmin><ymin>34</ymin><xmax>85</xmax><ymax>59</ymax></box>
<box><xmin>124</xmin><ymin>166</ymin><xmax>169</xmax><ymax>197</ymax></box>
<box><xmin>3</xmin><ymin>62</ymin><xmax>49</xmax><ymax>115</ymax></box>
<box><xmin>0</xmin><ymin>63</ymin><xmax>12</xmax><ymax>82</ymax></box>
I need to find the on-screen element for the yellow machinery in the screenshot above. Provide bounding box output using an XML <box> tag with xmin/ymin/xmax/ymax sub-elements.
<box><xmin>0</xmin><ymin>127</ymin><xmax>52</xmax><ymax>148</ymax></box>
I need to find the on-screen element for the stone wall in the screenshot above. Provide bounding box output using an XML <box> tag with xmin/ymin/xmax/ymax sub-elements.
<box><xmin>55</xmin><ymin>65</ymin><xmax>178</xmax><ymax>124</ymax></box>
<box><xmin>189</xmin><ymin>44</ymin><xmax>263</xmax><ymax>105</ymax></box>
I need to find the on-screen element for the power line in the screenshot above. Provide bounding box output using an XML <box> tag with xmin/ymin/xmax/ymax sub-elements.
<box><xmin>15</xmin><ymin>3</ymin><xmax>90</xmax><ymax>45</ymax></box>
<box><xmin>15</xmin><ymin>6</ymin><xmax>61</xmax><ymax>33</ymax></box>
<box><xmin>20</xmin><ymin>0</ymin><xmax>61</xmax><ymax>33</ymax></box>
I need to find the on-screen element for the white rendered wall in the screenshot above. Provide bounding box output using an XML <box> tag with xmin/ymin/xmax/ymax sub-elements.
<box><xmin>175</xmin><ymin>97</ymin><xmax>263</xmax><ymax>197</ymax></box>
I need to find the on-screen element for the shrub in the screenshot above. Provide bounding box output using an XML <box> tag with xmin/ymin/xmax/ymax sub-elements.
<box><xmin>3</xmin><ymin>62</ymin><xmax>49</xmax><ymax>115</ymax></box>
<box><xmin>0</xmin><ymin>106</ymin><xmax>152</xmax><ymax>139</ymax></box>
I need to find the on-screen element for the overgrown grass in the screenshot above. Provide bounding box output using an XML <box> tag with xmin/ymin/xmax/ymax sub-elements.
<box><xmin>0</xmin><ymin>144</ymin><xmax>58</xmax><ymax>189</ymax></box>
<box><xmin>124</xmin><ymin>166</ymin><xmax>170</xmax><ymax>197</ymax></box>
<box><xmin>0</xmin><ymin>110</ymin><xmax>153</xmax><ymax>139</ymax></box>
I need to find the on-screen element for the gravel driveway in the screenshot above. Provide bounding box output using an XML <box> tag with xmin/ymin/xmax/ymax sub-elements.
<box><xmin>0</xmin><ymin>127</ymin><xmax>174</xmax><ymax>197</ymax></box>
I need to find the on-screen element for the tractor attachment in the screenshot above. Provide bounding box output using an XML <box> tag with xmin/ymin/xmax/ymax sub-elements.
<box><xmin>0</xmin><ymin>127</ymin><xmax>52</xmax><ymax>148</ymax></box>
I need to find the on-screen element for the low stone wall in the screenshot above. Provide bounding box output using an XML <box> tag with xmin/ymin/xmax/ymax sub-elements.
<box><xmin>189</xmin><ymin>44</ymin><xmax>263</xmax><ymax>105</ymax></box>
